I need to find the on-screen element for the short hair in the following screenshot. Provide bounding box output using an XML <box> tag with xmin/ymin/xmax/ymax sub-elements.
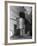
<box><xmin>19</xmin><ymin>12</ymin><xmax>25</xmax><ymax>19</ymax></box>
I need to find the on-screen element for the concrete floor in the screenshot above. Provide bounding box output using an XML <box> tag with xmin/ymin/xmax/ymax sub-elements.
<box><xmin>10</xmin><ymin>34</ymin><xmax>32</xmax><ymax>40</ymax></box>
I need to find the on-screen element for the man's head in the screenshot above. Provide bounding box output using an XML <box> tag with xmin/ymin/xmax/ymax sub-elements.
<box><xmin>19</xmin><ymin>12</ymin><xmax>25</xmax><ymax>19</ymax></box>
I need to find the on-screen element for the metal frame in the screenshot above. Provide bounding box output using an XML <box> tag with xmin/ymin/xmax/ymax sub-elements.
<box><xmin>5</xmin><ymin>1</ymin><xmax>36</xmax><ymax>45</ymax></box>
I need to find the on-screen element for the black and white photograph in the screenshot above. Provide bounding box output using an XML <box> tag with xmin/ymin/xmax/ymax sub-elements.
<box><xmin>5</xmin><ymin>1</ymin><xmax>36</xmax><ymax>44</ymax></box>
<box><xmin>10</xmin><ymin>6</ymin><xmax>32</xmax><ymax>40</ymax></box>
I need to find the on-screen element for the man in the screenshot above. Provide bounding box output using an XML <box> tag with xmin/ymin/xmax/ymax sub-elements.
<box><xmin>19</xmin><ymin>12</ymin><xmax>25</xmax><ymax>37</ymax></box>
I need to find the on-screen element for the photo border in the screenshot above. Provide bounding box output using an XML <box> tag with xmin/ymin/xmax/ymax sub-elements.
<box><xmin>5</xmin><ymin>1</ymin><xmax>36</xmax><ymax>45</ymax></box>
